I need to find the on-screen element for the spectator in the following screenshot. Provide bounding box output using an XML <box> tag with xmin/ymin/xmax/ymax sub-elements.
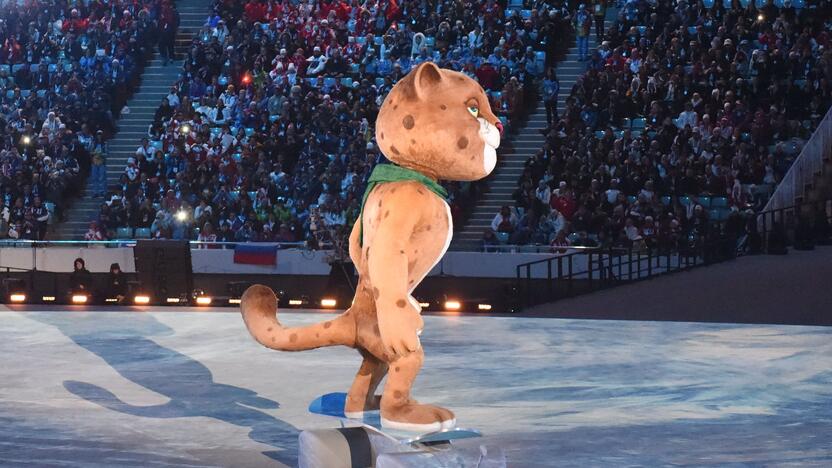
<box><xmin>491</xmin><ymin>206</ymin><xmax>518</xmax><ymax>234</ymax></box>
<box><xmin>105</xmin><ymin>262</ymin><xmax>128</xmax><ymax>302</ymax></box>
<box><xmin>69</xmin><ymin>258</ymin><xmax>92</xmax><ymax>294</ymax></box>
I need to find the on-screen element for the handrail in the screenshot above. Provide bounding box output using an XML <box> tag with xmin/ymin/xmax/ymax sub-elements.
<box><xmin>515</xmin><ymin>235</ymin><xmax>738</xmax><ymax>309</ymax></box>
<box><xmin>763</xmin><ymin>105</ymin><xmax>832</xmax><ymax>213</ymax></box>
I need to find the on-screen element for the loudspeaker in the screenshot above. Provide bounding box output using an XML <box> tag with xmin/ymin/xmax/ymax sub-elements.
<box><xmin>133</xmin><ymin>240</ymin><xmax>193</xmax><ymax>300</ymax></box>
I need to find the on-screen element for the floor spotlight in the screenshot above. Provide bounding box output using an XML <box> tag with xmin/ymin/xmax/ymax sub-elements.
<box><xmin>477</xmin><ymin>303</ymin><xmax>493</xmax><ymax>311</ymax></box>
<box><xmin>288</xmin><ymin>299</ymin><xmax>303</xmax><ymax>306</ymax></box>
<box><xmin>134</xmin><ymin>295</ymin><xmax>151</xmax><ymax>305</ymax></box>
<box><xmin>444</xmin><ymin>300</ymin><xmax>462</xmax><ymax>311</ymax></box>
<box><xmin>320</xmin><ymin>298</ymin><xmax>337</xmax><ymax>308</ymax></box>
<box><xmin>71</xmin><ymin>294</ymin><xmax>88</xmax><ymax>304</ymax></box>
<box><xmin>166</xmin><ymin>297</ymin><xmax>182</xmax><ymax>304</ymax></box>
<box><xmin>9</xmin><ymin>293</ymin><xmax>26</xmax><ymax>303</ymax></box>
<box><xmin>195</xmin><ymin>296</ymin><xmax>213</xmax><ymax>306</ymax></box>
<box><xmin>42</xmin><ymin>296</ymin><xmax>56</xmax><ymax>302</ymax></box>
<box><xmin>228</xmin><ymin>298</ymin><xmax>241</xmax><ymax>305</ymax></box>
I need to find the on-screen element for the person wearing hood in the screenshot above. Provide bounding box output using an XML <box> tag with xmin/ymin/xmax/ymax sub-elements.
<box><xmin>69</xmin><ymin>257</ymin><xmax>92</xmax><ymax>294</ymax></box>
<box><xmin>105</xmin><ymin>262</ymin><xmax>128</xmax><ymax>302</ymax></box>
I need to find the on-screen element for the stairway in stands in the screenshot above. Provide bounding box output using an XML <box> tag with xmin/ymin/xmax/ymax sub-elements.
<box><xmin>53</xmin><ymin>0</ymin><xmax>209</xmax><ymax>240</ymax></box>
<box><xmin>452</xmin><ymin>35</ymin><xmax>598</xmax><ymax>250</ymax></box>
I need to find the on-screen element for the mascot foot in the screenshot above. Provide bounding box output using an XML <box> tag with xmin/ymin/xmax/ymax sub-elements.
<box><xmin>380</xmin><ymin>401</ymin><xmax>456</xmax><ymax>432</ymax></box>
<box><xmin>344</xmin><ymin>394</ymin><xmax>381</xmax><ymax>418</ymax></box>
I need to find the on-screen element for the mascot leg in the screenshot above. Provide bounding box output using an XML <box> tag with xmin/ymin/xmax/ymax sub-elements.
<box><xmin>380</xmin><ymin>349</ymin><xmax>456</xmax><ymax>432</ymax></box>
<box><xmin>345</xmin><ymin>350</ymin><xmax>388</xmax><ymax>417</ymax></box>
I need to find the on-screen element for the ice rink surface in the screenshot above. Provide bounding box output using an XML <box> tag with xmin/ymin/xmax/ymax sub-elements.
<box><xmin>1</xmin><ymin>307</ymin><xmax>831</xmax><ymax>467</ymax></box>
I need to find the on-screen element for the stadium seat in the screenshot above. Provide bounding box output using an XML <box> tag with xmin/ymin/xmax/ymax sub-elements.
<box><xmin>116</xmin><ymin>227</ymin><xmax>133</xmax><ymax>239</ymax></box>
<box><xmin>697</xmin><ymin>196</ymin><xmax>711</xmax><ymax>208</ymax></box>
<box><xmin>245</xmin><ymin>128</ymin><xmax>255</xmax><ymax>137</ymax></box>
<box><xmin>495</xmin><ymin>232</ymin><xmax>509</xmax><ymax>244</ymax></box>
<box><xmin>355</xmin><ymin>35</ymin><xmax>365</xmax><ymax>45</ymax></box>
<box><xmin>631</xmin><ymin>130</ymin><xmax>642</xmax><ymax>138</ymax></box>
<box><xmin>63</xmin><ymin>63</ymin><xmax>73</xmax><ymax>72</ymax></box>
<box><xmin>509</xmin><ymin>0</ymin><xmax>523</xmax><ymax>7</ymax></box>
<box><xmin>229</xmin><ymin>191</ymin><xmax>239</xmax><ymax>201</ymax></box>
<box><xmin>627</xmin><ymin>195</ymin><xmax>637</xmax><ymax>204</ymax></box>
<box><xmin>48</xmin><ymin>63</ymin><xmax>58</xmax><ymax>73</ymax></box>
<box><xmin>661</xmin><ymin>196</ymin><xmax>672</xmax><ymax>206</ymax></box>
<box><xmin>679</xmin><ymin>196</ymin><xmax>692</xmax><ymax>206</ymax></box>
<box><xmin>621</xmin><ymin>118</ymin><xmax>632</xmax><ymax>129</ymax></box>
<box><xmin>29</xmin><ymin>64</ymin><xmax>39</xmax><ymax>73</ymax></box>
<box><xmin>520</xmin><ymin>10</ymin><xmax>532</xmax><ymax>20</ymax></box>
<box><xmin>134</xmin><ymin>228</ymin><xmax>151</xmax><ymax>239</ymax></box>
<box><xmin>373</xmin><ymin>37</ymin><xmax>383</xmax><ymax>46</ymax></box>
<box><xmin>687</xmin><ymin>26</ymin><xmax>697</xmax><ymax>35</ymax></box>
<box><xmin>793</xmin><ymin>0</ymin><xmax>806</xmax><ymax>8</ymax></box>
<box><xmin>247</xmin><ymin>191</ymin><xmax>256</xmax><ymax>200</ymax></box>
<box><xmin>5</xmin><ymin>90</ymin><xmax>13</xmax><ymax>99</ymax></box>
<box><xmin>324</xmin><ymin>77</ymin><xmax>336</xmax><ymax>88</ymax></box>
<box><xmin>21</xmin><ymin>89</ymin><xmax>31</xmax><ymax>98</ymax></box>
<box><xmin>631</xmin><ymin>118</ymin><xmax>646</xmax><ymax>129</ymax></box>
<box><xmin>374</xmin><ymin>77</ymin><xmax>385</xmax><ymax>88</ymax></box>
<box><xmin>708</xmin><ymin>209</ymin><xmax>721</xmax><ymax>221</ymax></box>
<box><xmin>0</xmin><ymin>65</ymin><xmax>9</xmax><ymax>75</ymax></box>
<box><xmin>340</xmin><ymin>77</ymin><xmax>353</xmax><ymax>87</ymax></box>
<box><xmin>425</xmin><ymin>37</ymin><xmax>435</xmax><ymax>49</ymax></box>
<box><xmin>11</xmin><ymin>64</ymin><xmax>24</xmax><ymax>74</ymax></box>
<box><xmin>703</xmin><ymin>0</ymin><xmax>715</xmax><ymax>8</ymax></box>
<box><xmin>595</xmin><ymin>131</ymin><xmax>605</xmax><ymax>139</ymax></box>
<box><xmin>637</xmin><ymin>26</ymin><xmax>647</xmax><ymax>36</ymax></box>
<box><xmin>712</xmin><ymin>197</ymin><xmax>729</xmax><ymax>208</ymax></box>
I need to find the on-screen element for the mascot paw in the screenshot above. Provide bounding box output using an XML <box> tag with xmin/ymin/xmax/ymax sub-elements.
<box><xmin>380</xmin><ymin>402</ymin><xmax>456</xmax><ymax>432</ymax></box>
<box><xmin>344</xmin><ymin>394</ymin><xmax>382</xmax><ymax>418</ymax></box>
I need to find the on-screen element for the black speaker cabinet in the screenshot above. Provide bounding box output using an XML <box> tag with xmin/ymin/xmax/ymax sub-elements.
<box><xmin>133</xmin><ymin>240</ymin><xmax>193</xmax><ymax>301</ymax></box>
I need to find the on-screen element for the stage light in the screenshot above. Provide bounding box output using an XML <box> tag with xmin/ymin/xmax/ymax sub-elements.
<box><xmin>175</xmin><ymin>210</ymin><xmax>188</xmax><ymax>222</ymax></box>
<box><xmin>444</xmin><ymin>300</ymin><xmax>461</xmax><ymax>311</ymax></box>
<box><xmin>71</xmin><ymin>294</ymin><xmax>88</xmax><ymax>304</ymax></box>
<box><xmin>166</xmin><ymin>297</ymin><xmax>182</xmax><ymax>304</ymax></box>
<box><xmin>9</xmin><ymin>293</ymin><xmax>26</xmax><ymax>303</ymax></box>
<box><xmin>21</xmin><ymin>135</ymin><xmax>31</xmax><ymax>145</ymax></box>
<box><xmin>757</xmin><ymin>14</ymin><xmax>764</xmax><ymax>21</ymax></box>
<box><xmin>478</xmin><ymin>303</ymin><xmax>493</xmax><ymax>311</ymax></box>
<box><xmin>180</xmin><ymin>124</ymin><xmax>191</xmax><ymax>134</ymax></box>
<box><xmin>196</xmin><ymin>296</ymin><xmax>213</xmax><ymax>305</ymax></box>
<box><xmin>42</xmin><ymin>296</ymin><xmax>56</xmax><ymax>302</ymax></box>
<box><xmin>134</xmin><ymin>295</ymin><xmax>151</xmax><ymax>305</ymax></box>
<box><xmin>228</xmin><ymin>298</ymin><xmax>242</xmax><ymax>305</ymax></box>
<box><xmin>288</xmin><ymin>299</ymin><xmax>303</xmax><ymax>306</ymax></box>
<box><xmin>321</xmin><ymin>298</ymin><xmax>337</xmax><ymax>308</ymax></box>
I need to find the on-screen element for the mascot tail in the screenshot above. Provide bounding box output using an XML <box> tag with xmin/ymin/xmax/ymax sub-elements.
<box><xmin>240</xmin><ymin>284</ymin><xmax>354</xmax><ymax>351</ymax></box>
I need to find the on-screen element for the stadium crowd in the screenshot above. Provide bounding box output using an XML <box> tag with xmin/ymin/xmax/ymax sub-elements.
<box><xmin>92</xmin><ymin>0</ymin><xmax>571</xmax><ymax>244</ymax></box>
<box><xmin>492</xmin><ymin>0</ymin><xmax>832</xmax><ymax>252</ymax></box>
<box><xmin>0</xmin><ymin>0</ymin><xmax>174</xmax><ymax>240</ymax></box>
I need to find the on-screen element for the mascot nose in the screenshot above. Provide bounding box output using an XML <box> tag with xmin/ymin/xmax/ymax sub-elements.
<box><xmin>495</xmin><ymin>120</ymin><xmax>504</xmax><ymax>136</ymax></box>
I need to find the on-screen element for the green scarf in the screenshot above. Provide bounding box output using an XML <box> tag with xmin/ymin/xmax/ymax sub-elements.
<box><xmin>358</xmin><ymin>164</ymin><xmax>448</xmax><ymax>246</ymax></box>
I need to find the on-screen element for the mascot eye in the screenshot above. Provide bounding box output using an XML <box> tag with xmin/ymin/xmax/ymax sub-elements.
<box><xmin>467</xmin><ymin>106</ymin><xmax>479</xmax><ymax>118</ymax></box>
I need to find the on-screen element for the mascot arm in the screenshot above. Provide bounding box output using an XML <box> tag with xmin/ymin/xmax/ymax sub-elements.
<box><xmin>366</xmin><ymin>183</ymin><xmax>425</xmax><ymax>359</ymax></box>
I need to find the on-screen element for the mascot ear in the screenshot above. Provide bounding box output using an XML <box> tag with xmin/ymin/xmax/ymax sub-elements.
<box><xmin>413</xmin><ymin>61</ymin><xmax>443</xmax><ymax>100</ymax></box>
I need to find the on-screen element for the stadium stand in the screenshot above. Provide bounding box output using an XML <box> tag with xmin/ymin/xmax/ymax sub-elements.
<box><xmin>494</xmin><ymin>0</ymin><xmax>831</xmax><ymax>252</ymax></box>
<box><xmin>86</xmin><ymin>0</ymin><xmax>569</xmax><ymax>244</ymax></box>
<box><xmin>0</xmin><ymin>0</ymin><xmax>169</xmax><ymax>240</ymax></box>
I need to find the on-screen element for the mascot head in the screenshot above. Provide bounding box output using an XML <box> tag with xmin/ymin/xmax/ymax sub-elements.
<box><xmin>375</xmin><ymin>62</ymin><xmax>502</xmax><ymax>182</ymax></box>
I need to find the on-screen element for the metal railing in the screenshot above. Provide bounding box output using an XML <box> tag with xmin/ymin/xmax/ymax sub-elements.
<box><xmin>515</xmin><ymin>236</ymin><xmax>737</xmax><ymax>308</ymax></box>
<box><xmin>757</xmin><ymin>198</ymin><xmax>832</xmax><ymax>251</ymax></box>
<box><xmin>763</xmin><ymin>105</ymin><xmax>832</xmax><ymax>214</ymax></box>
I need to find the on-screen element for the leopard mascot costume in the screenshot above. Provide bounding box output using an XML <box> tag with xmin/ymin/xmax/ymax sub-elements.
<box><xmin>240</xmin><ymin>62</ymin><xmax>502</xmax><ymax>431</ymax></box>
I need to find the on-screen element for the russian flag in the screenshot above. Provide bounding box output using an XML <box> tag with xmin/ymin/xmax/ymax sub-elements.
<box><xmin>233</xmin><ymin>244</ymin><xmax>278</xmax><ymax>266</ymax></box>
